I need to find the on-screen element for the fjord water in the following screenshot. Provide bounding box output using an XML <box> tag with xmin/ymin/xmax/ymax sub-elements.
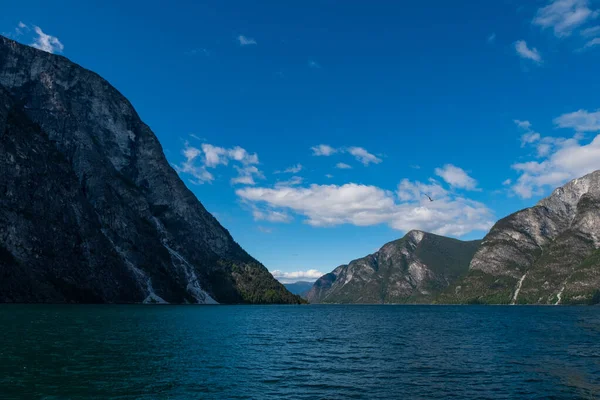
<box><xmin>1</xmin><ymin>306</ymin><xmax>599</xmax><ymax>399</ymax></box>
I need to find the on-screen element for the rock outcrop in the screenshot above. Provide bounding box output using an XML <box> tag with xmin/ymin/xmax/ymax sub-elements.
<box><xmin>0</xmin><ymin>35</ymin><xmax>302</xmax><ymax>304</ymax></box>
<box><xmin>442</xmin><ymin>170</ymin><xmax>600</xmax><ymax>305</ymax></box>
<box><xmin>306</xmin><ymin>231</ymin><xmax>480</xmax><ymax>303</ymax></box>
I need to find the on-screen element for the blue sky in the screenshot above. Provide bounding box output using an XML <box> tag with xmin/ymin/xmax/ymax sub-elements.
<box><xmin>3</xmin><ymin>0</ymin><xmax>600</xmax><ymax>282</ymax></box>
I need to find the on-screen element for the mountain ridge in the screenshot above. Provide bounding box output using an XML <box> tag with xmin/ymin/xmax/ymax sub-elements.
<box><xmin>440</xmin><ymin>169</ymin><xmax>600</xmax><ymax>305</ymax></box>
<box><xmin>307</xmin><ymin>230</ymin><xmax>481</xmax><ymax>304</ymax></box>
<box><xmin>308</xmin><ymin>171</ymin><xmax>600</xmax><ymax>305</ymax></box>
<box><xmin>0</xmin><ymin>35</ymin><xmax>303</xmax><ymax>304</ymax></box>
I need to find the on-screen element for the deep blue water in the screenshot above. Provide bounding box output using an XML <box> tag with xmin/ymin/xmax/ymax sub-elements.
<box><xmin>1</xmin><ymin>305</ymin><xmax>599</xmax><ymax>399</ymax></box>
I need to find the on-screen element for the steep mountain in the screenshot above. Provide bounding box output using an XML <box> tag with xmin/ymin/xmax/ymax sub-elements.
<box><xmin>283</xmin><ymin>281</ymin><xmax>314</xmax><ymax>297</ymax></box>
<box><xmin>306</xmin><ymin>231</ymin><xmax>481</xmax><ymax>304</ymax></box>
<box><xmin>440</xmin><ymin>170</ymin><xmax>600</xmax><ymax>305</ymax></box>
<box><xmin>0</xmin><ymin>35</ymin><xmax>302</xmax><ymax>304</ymax></box>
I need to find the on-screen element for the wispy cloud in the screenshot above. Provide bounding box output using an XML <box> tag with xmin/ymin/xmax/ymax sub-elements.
<box><xmin>583</xmin><ymin>37</ymin><xmax>600</xmax><ymax>48</ymax></box>
<box><xmin>174</xmin><ymin>146</ymin><xmax>215</xmax><ymax>185</ymax></box>
<box><xmin>533</xmin><ymin>0</ymin><xmax>598</xmax><ymax>37</ymax></box>
<box><xmin>275</xmin><ymin>176</ymin><xmax>304</xmax><ymax>187</ymax></box>
<box><xmin>434</xmin><ymin>164</ymin><xmax>479</xmax><ymax>190</ymax></box>
<box><xmin>175</xmin><ymin>142</ymin><xmax>262</xmax><ymax>185</ymax></box>
<box><xmin>554</xmin><ymin>109</ymin><xmax>600</xmax><ymax>131</ymax></box>
<box><xmin>581</xmin><ymin>25</ymin><xmax>600</xmax><ymax>36</ymax></box>
<box><xmin>511</xmin><ymin>110</ymin><xmax>600</xmax><ymax>198</ymax></box>
<box><xmin>311</xmin><ymin>144</ymin><xmax>337</xmax><ymax>156</ymax></box>
<box><xmin>515</xmin><ymin>40</ymin><xmax>542</xmax><ymax>63</ymax></box>
<box><xmin>335</xmin><ymin>162</ymin><xmax>352</xmax><ymax>169</ymax></box>
<box><xmin>30</xmin><ymin>26</ymin><xmax>64</xmax><ymax>54</ymax></box>
<box><xmin>514</xmin><ymin>119</ymin><xmax>542</xmax><ymax>147</ymax></box>
<box><xmin>252</xmin><ymin>208</ymin><xmax>293</xmax><ymax>223</ymax></box>
<box><xmin>231</xmin><ymin>165</ymin><xmax>264</xmax><ymax>185</ymax></box>
<box><xmin>186</xmin><ymin>48</ymin><xmax>210</xmax><ymax>56</ymax></box>
<box><xmin>347</xmin><ymin>147</ymin><xmax>382</xmax><ymax>166</ymax></box>
<box><xmin>14</xmin><ymin>21</ymin><xmax>28</xmax><ymax>36</ymax></box>
<box><xmin>257</xmin><ymin>226</ymin><xmax>273</xmax><ymax>233</ymax></box>
<box><xmin>276</xmin><ymin>164</ymin><xmax>303</xmax><ymax>174</ymax></box>
<box><xmin>487</xmin><ymin>33</ymin><xmax>496</xmax><ymax>43</ymax></box>
<box><xmin>237</xmin><ymin>35</ymin><xmax>257</xmax><ymax>46</ymax></box>
<box><xmin>312</xmin><ymin>145</ymin><xmax>382</xmax><ymax>166</ymax></box>
<box><xmin>308</xmin><ymin>60</ymin><xmax>321</xmax><ymax>68</ymax></box>
<box><xmin>270</xmin><ymin>269</ymin><xmax>324</xmax><ymax>283</ymax></box>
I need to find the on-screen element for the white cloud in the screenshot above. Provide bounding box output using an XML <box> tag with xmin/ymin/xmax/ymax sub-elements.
<box><xmin>237</xmin><ymin>35</ymin><xmax>257</xmax><ymax>46</ymax></box>
<box><xmin>581</xmin><ymin>25</ymin><xmax>600</xmax><ymax>36</ymax></box>
<box><xmin>231</xmin><ymin>165</ymin><xmax>264</xmax><ymax>185</ymax></box>
<box><xmin>201</xmin><ymin>144</ymin><xmax>228</xmax><ymax>167</ymax></box>
<box><xmin>311</xmin><ymin>144</ymin><xmax>337</xmax><ymax>156</ymax></box>
<box><xmin>325</xmin><ymin>174</ymin><xmax>334</xmax><ymax>179</ymax></box>
<box><xmin>511</xmin><ymin>110</ymin><xmax>600</xmax><ymax>198</ymax></box>
<box><xmin>252</xmin><ymin>208</ymin><xmax>293</xmax><ymax>223</ymax></box>
<box><xmin>584</xmin><ymin>37</ymin><xmax>600</xmax><ymax>48</ymax></box>
<box><xmin>521</xmin><ymin>132</ymin><xmax>542</xmax><ymax>146</ymax></box>
<box><xmin>31</xmin><ymin>26</ymin><xmax>64</xmax><ymax>54</ymax></box>
<box><xmin>335</xmin><ymin>162</ymin><xmax>352</xmax><ymax>169</ymax></box>
<box><xmin>347</xmin><ymin>147</ymin><xmax>382</xmax><ymax>166</ymax></box>
<box><xmin>275</xmin><ymin>176</ymin><xmax>304</xmax><ymax>187</ymax></box>
<box><xmin>554</xmin><ymin>109</ymin><xmax>600</xmax><ymax>131</ymax></box>
<box><xmin>514</xmin><ymin>119</ymin><xmax>533</xmax><ymax>130</ymax></box>
<box><xmin>311</xmin><ymin>145</ymin><xmax>382</xmax><ymax>166</ymax></box>
<box><xmin>198</xmin><ymin>144</ymin><xmax>259</xmax><ymax>168</ymax></box>
<box><xmin>503</xmin><ymin>179</ymin><xmax>512</xmax><ymax>186</ymax></box>
<box><xmin>513</xmin><ymin>120</ymin><xmax>559</xmax><ymax>156</ymax></box>
<box><xmin>276</xmin><ymin>164</ymin><xmax>303</xmax><ymax>174</ymax></box>
<box><xmin>515</xmin><ymin>40</ymin><xmax>542</xmax><ymax>63</ymax></box>
<box><xmin>237</xmin><ymin>180</ymin><xmax>493</xmax><ymax>237</ymax></box>
<box><xmin>533</xmin><ymin>0</ymin><xmax>598</xmax><ymax>37</ymax></box>
<box><xmin>176</xmin><ymin>142</ymin><xmax>261</xmax><ymax>185</ymax></box>
<box><xmin>434</xmin><ymin>164</ymin><xmax>478</xmax><ymax>190</ymax></box>
<box><xmin>397</xmin><ymin>178</ymin><xmax>448</xmax><ymax>202</ymax></box>
<box><xmin>174</xmin><ymin>146</ymin><xmax>214</xmax><ymax>184</ymax></box>
<box><xmin>270</xmin><ymin>269</ymin><xmax>324</xmax><ymax>283</ymax></box>
<box><xmin>257</xmin><ymin>226</ymin><xmax>273</xmax><ymax>233</ymax></box>
<box><xmin>13</xmin><ymin>21</ymin><xmax>29</xmax><ymax>36</ymax></box>
<box><xmin>514</xmin><ymin>119</ymin><xmax>542</xmax><ymax>147</ymax></box>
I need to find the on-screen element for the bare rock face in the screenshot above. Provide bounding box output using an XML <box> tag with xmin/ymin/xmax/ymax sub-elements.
<box><xmin>444</xmin><ymin>170</ymin><xmax>600</xmax><ymax>305</ymax></box>
<box><xmin>306</xmin><ymin>231</ymin><xmax>480</xmax><ymax>303</ymax></box>
<box><xmin>0</xmin><ymin>35</ymin><xmax>302</xmax><ymax>304</ymax></box>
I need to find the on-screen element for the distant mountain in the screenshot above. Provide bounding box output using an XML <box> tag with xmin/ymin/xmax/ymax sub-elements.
<box><xmin>306</xmin><ymin>231</ymin><xmax>481</xmax><ymax>304</ymax></box>
<box><xmin>0</xmin><ymin>35</ymin><xmax>303</xmax><ymax>304</ymax></box>
<box><xmin>284</xmin><ymin>281</ymin><xmax>314</xmax><ymax>297</ymax></box>
<box><xmin>440</xmin><ymin>170</ymin><xmax>600</xmax><ymax>305</ymax></box>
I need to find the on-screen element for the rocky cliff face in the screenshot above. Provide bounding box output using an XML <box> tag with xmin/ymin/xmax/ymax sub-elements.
<box><xmin>306</xmin><ymin>231</ymin><xmax>480</xmax><ymax>303</ymax></box>
<box><xmin>0</xmin><ymin>35</ymin><xmax>302</xmax><ymax>304</ymax></box>
<box><xmin>442</xmin><ymin>170</ymin><xmax>600</xmax><ymax>305</ymax></box>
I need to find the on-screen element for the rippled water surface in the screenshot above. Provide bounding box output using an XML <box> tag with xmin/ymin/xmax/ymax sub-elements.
<box><xmin>1</xmin><ymin>305</ymin><xmax>600</xmax><ymax>399</ymax></box>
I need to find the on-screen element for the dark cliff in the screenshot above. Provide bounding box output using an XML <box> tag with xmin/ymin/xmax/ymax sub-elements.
<box><xmin>0</xmin><ymin>35</ymin><xmax>302</xmax><ymax>304</ymax></box>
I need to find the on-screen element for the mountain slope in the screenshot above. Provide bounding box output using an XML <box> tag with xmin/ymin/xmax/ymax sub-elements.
<box><xmin>440</xmin><ymin>170</ymin><xmax>600</xmax><ymax>305</ymax></box>
<box><xmin>284</xmin><ymin>281</ymin><xmax>314</xmax><ymax>297</ymax></box>
<box><xmin>0</xmin><ymin>35</ymin><xmax>302</xmax><ymax>304</ymax></box>
<box><xmin>306</xmin><ymin>231</ymin><xmax>481</xmax><ymax>304</ymax></box>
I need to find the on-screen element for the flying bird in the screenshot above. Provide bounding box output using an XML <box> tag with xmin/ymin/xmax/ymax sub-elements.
<box><xmin>422</xmin><ymin>193</ymin><xmax>434</xmax><ymax>202</ymax></box>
